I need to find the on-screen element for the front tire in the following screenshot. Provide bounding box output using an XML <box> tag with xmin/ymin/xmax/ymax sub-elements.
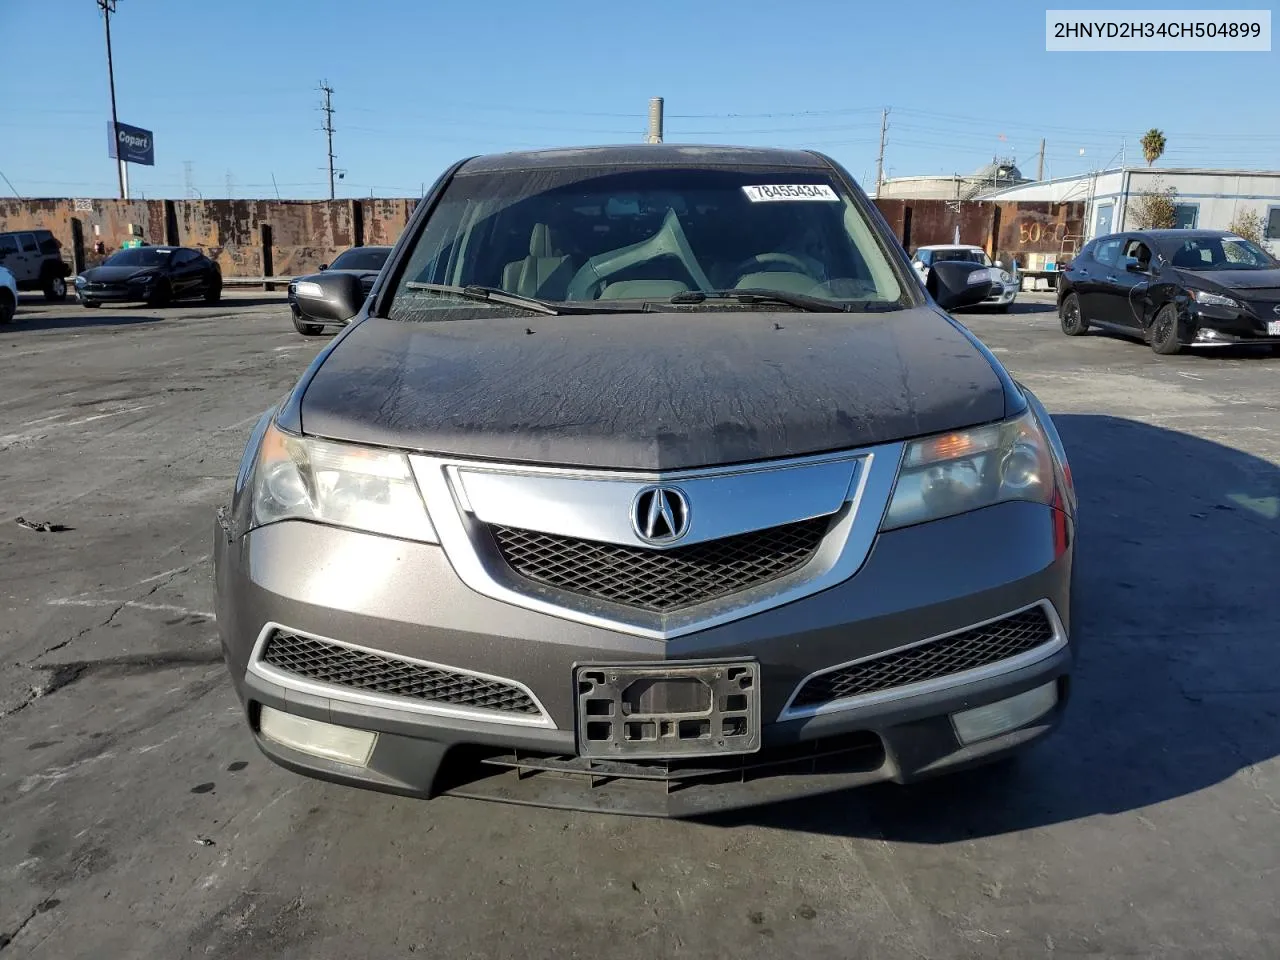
<box><xmin>1150</xmin><ymin>304</ymin><xmax>1182</xmax><ymax>356</ymax></box>
<box><xmin>0</xmin><ymin>291</ymin><xmax>14</xmax><ymax>324</ymax></box>
<box><xmin>1059</xmin><ymin>292</ymin><xmax>1088</xmax><ymax>336</ymax></box>
<box><xmin>204</xmin><ymin>279</ymin><xmax>222</xmax><ymax>304</ymax></box>
<box><xmin>81</xmin><ymin>299</ymin><xmax>101</xmax><ymax>309</ymax></box>
<box><xmin>293</xmin><ymin>314</ymin><xmax>325</xmax><ymax>337</ymax></box>
<box><xmin>43</xmin><ymin>275</ymin><xmax>67</xmax><ymax>302</ymax></box>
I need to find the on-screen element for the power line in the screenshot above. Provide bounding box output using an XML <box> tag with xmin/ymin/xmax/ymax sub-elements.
<box><xmin>320</xmin><ymin>81</ymin><xmax>336</xmax><ymax>200</ymax></box>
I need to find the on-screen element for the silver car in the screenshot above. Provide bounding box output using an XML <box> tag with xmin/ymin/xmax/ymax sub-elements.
<box><xmin>912</xmin><ymin>244</ymin><xmax>1019</xmax><ymax>312</ymax></box>
<box><xmin>214</xmin><ymin>145</ymin><xmax>1078</xmax><ymax>817</ymax></box>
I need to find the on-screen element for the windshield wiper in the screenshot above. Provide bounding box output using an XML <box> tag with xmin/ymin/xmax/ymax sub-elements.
<box><xmin>405</xmin><ymin>282</ymin><xmax>562</xmax><ymax>316</ymax></box>
<box><xmin>668</xmin><ymin>289</ymin><xmax>896</xmax><ymax>313</ymax></box>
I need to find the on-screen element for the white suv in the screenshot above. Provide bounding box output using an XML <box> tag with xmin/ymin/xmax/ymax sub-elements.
<box><xmin>0</xmin><ymin>265</ymin><xmax>17</xmax><ymax>324</ymax></box>
<box><xmin>911</xmin><ymin>244</ymin><xmax>1017</xmax><ymax>312</ymax></box>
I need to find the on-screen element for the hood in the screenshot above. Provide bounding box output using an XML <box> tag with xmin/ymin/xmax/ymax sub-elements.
<box><xmin>82</xmin><ymin>265</ymin><xmax>163</xmax><ymax>283</ymax></box>
<box><xmin>296</xmin><ymin>308</ymin><xmax>1011</xmax><ymax>471</ymax></box>
<box><xmin>1174</xmin><ymin>266</ymin><xmax>1280</xmax><ymax>294</ymax></box>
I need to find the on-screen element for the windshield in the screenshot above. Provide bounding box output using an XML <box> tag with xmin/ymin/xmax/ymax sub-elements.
<box><xmin>103</xmin><ymin>247</ymin><xmax>176</xmax><ymax>267</ymax></box>
<box><xmin>1165</xmin><ymin>235</ymin><xmax>1277</xmax><ymax>271</ymax></box>
<box><xmin>330</xmin><ymin>247</ymin><xmax>390</xmax><ymax>271</ymax></box>
<box><xmin>389</xmin><ymin>166</ymin><xmax>904</xmax><ymax>317</ymax></box>
<box><xmin>932</xmin><ymin>248</ymin><xmax>991</xmax><ymax>266</ymax></box>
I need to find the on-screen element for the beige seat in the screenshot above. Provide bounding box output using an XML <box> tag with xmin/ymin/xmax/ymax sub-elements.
<box><xmin>501</xmin><ymin>224</ymin><xmax>573</xmax><ymax>299</ymax></box>
<box><xmin>598</xmin><ymin>279</ymin><xmax>690</xmax><ymax>300</ymax></box>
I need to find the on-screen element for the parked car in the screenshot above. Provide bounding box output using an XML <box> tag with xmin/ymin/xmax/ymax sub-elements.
<box><xmin>288</xmin><ymin>245</ymin><xmax>392</xmax><ymax>336</ymax></box>
<box><xmin>0</xmin><ymin>265</ymin><xmax>17</xmax><ymax>324</ymax></box>
<box><xmin>911</xmin><ymin>244</ymin><xmax>1018</xmax><ymax>311</ymax></box>
<box><xmin>74</xmin><ymin>245</ymin><xmax>222</xmax><ymax>308</ymax></box>
<box><xmin>214</xmin><ymin>144</ymin><xmax>1077</xmax><ymax>818</ymax></box>
<box><xmin>0</xmin><ymin>229</ymin><xmax>72</xmax><ymax>301</ymax></box>
<box><xmin>1057</xmin><ymin>229</ymin><xmax>1280</xmax><ymax>355</ymax></box>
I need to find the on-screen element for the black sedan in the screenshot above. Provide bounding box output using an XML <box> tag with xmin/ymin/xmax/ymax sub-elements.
<box><xmin>1057</xmin><ymin>228</ymin><xmax>1280</xmax><ymax>355</ymax></box>
<box><xmin>75</xmin><ymin>245</ymin><xmax>222</xmax><ymax>308</ymax></box>
<box><xmin>288</xmin><ymin>245</ymin><xmax>391</xmax><ymax>336</ymax></box>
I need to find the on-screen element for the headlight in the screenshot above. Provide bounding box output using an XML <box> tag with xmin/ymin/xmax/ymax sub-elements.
<box><xmin>881</xmin><ymin>409</ymin><xmax>1056</xmax><ymax>530</ymax></box>
<box><xmin>74</xmin><ymin>275</ymin><xmax>86</xmax><ymax>286</ymax></box>
<box><xmin>1190</xmin><ymin>289</ymin><xmax>1238</xmax><ymax>308</ymax></box>
<box><xmin>998</xmin><ymin>270</ymin><xmax>1013</xmax><ymax>284</ymax></box>
<box><xmin>246</xmin><ymin>422</ymin><xmax>437</xmax><ymax>541</ymax></box>
<box><xmin>966</xmin><ymin>268</ymin><xmax>993</xmax><ymax>285</ymax></box>
<box><xmin>294</xmin><ymin>280</ymin><xmax>324</xmax><ymax>298</ymax></box>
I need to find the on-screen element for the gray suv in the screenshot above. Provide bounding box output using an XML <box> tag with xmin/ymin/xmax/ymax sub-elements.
<box><xmin>0</xmin><ymin>229</ymin><xmax>72</xmax><ymax>301</ymax></box>
<box><xmin>214</xmin><ymin>145</ymin><xmax>1078</xmax><ymax>817</ymax></box>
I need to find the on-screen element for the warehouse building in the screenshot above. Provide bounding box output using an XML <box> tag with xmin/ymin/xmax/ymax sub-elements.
<box><xmin>982</xmin><ymin>167</ymin><xmax>1280</xmax><ymax>255</ymax></box>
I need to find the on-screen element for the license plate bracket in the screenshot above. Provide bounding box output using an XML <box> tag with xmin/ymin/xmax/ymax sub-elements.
<box><xmin>575</xmin><ymin>662</ymin><xmax>761</xmax><ymax>759</ymax></box>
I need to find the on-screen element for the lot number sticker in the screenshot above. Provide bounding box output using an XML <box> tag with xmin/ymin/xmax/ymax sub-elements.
<box><xmin>742</xmin><ymin>184</ymin><xmax>840</xmax><ymax>202</ymax></box>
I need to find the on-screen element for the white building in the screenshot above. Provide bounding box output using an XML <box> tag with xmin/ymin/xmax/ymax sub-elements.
<box><xmin>984</xmin><ymin>167</ymin><xmax>1280</xmax><ymax>255</ymax></box>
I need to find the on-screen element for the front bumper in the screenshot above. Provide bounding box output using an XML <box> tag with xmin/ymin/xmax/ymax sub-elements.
<box><xmin>1186</xmin><ymin>300</ymin><xmax>1280</xmax><ymax>345</ymax></box>
<box><xmin>983</xmin><ymin>282</ymin><xmax>1018</xmax><ymax>306</ymax></box>
<box><xmin>214</xmin><ymin>498</ymin><xmax>1076</xmax><ymax>817</ymax></box>
<box><xmin>76</xmin><ymin>284</ymin><xmax>149</xmax><ymax>303</ymax></box>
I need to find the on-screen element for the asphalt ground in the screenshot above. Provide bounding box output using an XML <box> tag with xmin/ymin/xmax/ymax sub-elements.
<box><xmin>1</xmin><ymin>290</ymin><xmax>1278</xmax><ymax>959</ymax></box>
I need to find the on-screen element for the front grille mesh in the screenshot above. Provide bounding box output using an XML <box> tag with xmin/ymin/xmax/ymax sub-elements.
<box><xmin>260</xmin><ymin>630</ymin><xmax>539</xmax><ymax>715</ymax></box>
<box><xmin>488</xmin><ymin>517</ymin><xmax>830</xmax><ymax>613</ymax></box>
<box><xmin>790</xmin><ymin>607</ymin><xmax>1057</xmax><ymax>709</ymax></box>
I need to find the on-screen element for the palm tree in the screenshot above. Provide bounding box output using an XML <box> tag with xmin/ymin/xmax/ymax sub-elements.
<box><xmin>1140</xmin><ymin>129</ymin><xmax>1166</xmax><ymax>167</ymax></box>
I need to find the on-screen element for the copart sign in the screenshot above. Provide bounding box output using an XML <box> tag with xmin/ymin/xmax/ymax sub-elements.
<box><xmin>107</xmin><ymin>121</ymin><xmax>155</xmax><ymax>166</ymax></box>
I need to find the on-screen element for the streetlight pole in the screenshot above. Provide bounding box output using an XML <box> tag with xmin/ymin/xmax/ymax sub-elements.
<box><xmin>97</xmin><ymin>0</ymin><xmax>126</xmax><ymax>199</ymax></box>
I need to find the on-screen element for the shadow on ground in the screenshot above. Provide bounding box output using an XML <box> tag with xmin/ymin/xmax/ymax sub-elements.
<box><xmin>715</xmin><ymin>413</ymin><xmax>1280</xmax><ymax>840</ymax></box>
<box><xmin>2</xmin><ymin>312</ymin><xmax>165</xmax><ymax>332</ymax></box>
<box><xmin>1075</xmin><ymin>327</ymin><xmax>1280</xmax><ymax>360</ymax></box>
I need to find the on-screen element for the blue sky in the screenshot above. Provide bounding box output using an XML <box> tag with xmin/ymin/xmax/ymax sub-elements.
<box><xmin>2</xmin><ymin>0</ymin><xmax>1276</xmax><ymax>200</ymax></box>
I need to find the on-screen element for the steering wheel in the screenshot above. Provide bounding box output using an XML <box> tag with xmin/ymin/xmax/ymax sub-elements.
<box><xmin>730</xmin><ymin>252</ymin><xmax>821</xmax><ymax>281</ymax></box>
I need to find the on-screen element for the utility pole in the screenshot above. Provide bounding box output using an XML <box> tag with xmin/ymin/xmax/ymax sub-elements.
<box><xmin>874</xmin><ymin>107</ymin><xmax>890</xmax><ymax>193</ymax></box>
<box><xmin>646</xmin><ymin>97</ymin><xmax>664</xmax><ymax>143</ymax></box>
<box><xmin>97</xmin><ymin>0</ymin><xmax>126</xmax><ymax>199</ymax></box>
<box><xmin>320</xmin><ymin>81</ymin><xmax>337</xmax><ymax>198</ymax></box>
<box><xmin>1037</xmin><ymin>138</ymin><xmax>1046</xmax><ymax>181</ymax></box>
<box><xmin>183</xmin><ymin>160</ymin><xmax>194</xmax><ymax>199</ymax></box>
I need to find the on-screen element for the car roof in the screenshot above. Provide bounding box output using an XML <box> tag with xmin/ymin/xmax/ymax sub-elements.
<box><xmin>917</xmin><ymin>244</ymin><xmax>983</xmax><ymax>251</ymax></box>
<box><xmin>456</xmin><ymin>144</ymin><xmax>831</xmax><ymax>175</ymax></box>
<box><xmin>1101</xmin><ymin>228</ymin><xmax>1240</xmax><ymax>241</ymax></box>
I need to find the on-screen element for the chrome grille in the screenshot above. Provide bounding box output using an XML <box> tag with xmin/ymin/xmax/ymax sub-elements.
<box><xmin>488</xmin><ymin>517</ymin><xmax>829</xmax><ymax>613</ymax></box>
<box><xmin>260</xmin><ymin>630</ymin><xmax>539</xmax><ymax>714</ymax></box>
<box><xmin>790</xmin><ymin>607</ymin><xmax>1057</xmax><ymax>709</ymax></box>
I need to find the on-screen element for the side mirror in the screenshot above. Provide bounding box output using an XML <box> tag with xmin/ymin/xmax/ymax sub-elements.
<box><xmin>318</xmin><ymin>263</ymin><xmax>329</xmax><ymax>271</ymax></box>
<box><xmin>928</xmin><ymin>260</ymin><xmax>994</xmax><ymax>311</ymax></box>
<box><xmin>1123</xmin><ymin>256</ymin><xmax>1144</xmax><ymax>273</ymax></box>
<box><xmin>292</xmin><ymin>272</ymin><xmax>365</xmax><ymax>322</ymax></box>
<box><xmin>995</xmin><ymin>259</ymin><xmax>1004</xmax><ymax>268</ymax></box>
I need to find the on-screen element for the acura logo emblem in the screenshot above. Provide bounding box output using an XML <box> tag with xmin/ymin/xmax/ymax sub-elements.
<box><xmin>1273</xmin><ymin>304</ymin><xmax>1280</xmax><ymax>317</ymax></box>
<box><xmin>631</xmin><ymin>486</ymin><xmax>690</xmax><ymax>544</ymax></box>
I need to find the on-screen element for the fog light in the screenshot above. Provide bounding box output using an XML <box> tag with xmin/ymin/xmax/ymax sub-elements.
<box><xmin>951</xmin><ymin>681</ymin><xmax>1058</xmax><ymax>745</ymax></box>
<box><xmin>259</xmin><ymin>706</ymin><xmax>377</xmax><ymax>766</ymax></box>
